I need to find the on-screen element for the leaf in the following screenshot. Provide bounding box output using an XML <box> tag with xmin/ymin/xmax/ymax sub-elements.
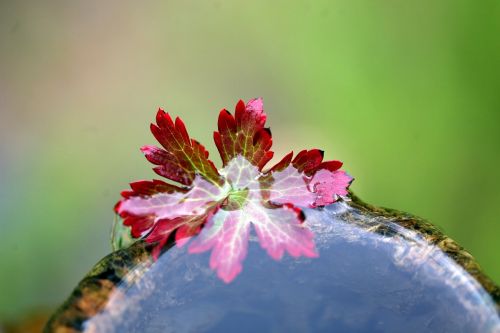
<box><xmin>115</xmin><ymin>179</ymin><xmax>182</xmax><ymax>238</ymax></box>
<box><xmin>189</xmin><ymin>209</ymin><xmax>251</xmax><ymax>283</ymax></box>
<box><xmin>290</xmin><ymin>149</ymin><xmax>325</xmax><ymax>174</ymax></box>
<box><xmin>115</xmin><ymin>98</ymin><xmax>354</xmax><ymax>283</ymax></box>
<box><xmin>189</xmin><ymin>200</ymin><xmax>317</xmax><ymax>283</ymax></box>
<box><xmin>214</xmin><ymin>98</ymin><xmax>273</xmax><ymax>170</ymax></box>
<box><xmin>220</xmin><ymin>154</ymin><xmax>261</xmax><ymax>191</ymax></box>
<box><xmin>145</xmin><ymin>109</ymin><xmax>221</xmax><ymax>185</ymax></box>
<box><xmin>146</xmin><ymin>215</ymin><xmax>206</xmax><ymax>260</ymax></box>
<box><xmin>188</xmin><ymin>157</ymin><xmax>317</xmax><ymax>283</ymax></box>
<box><xmin>266</xmin><ymin>149</ymin><xmax>351</xmax><ymax>207</ymax></box>
<box><xmin>262</xmin><ymin>164</ymin><xmax>316</xmax><ymax>207</ymax></box>
<box><xmin>251</xmin><ymin>203</ymin><xmax>317</xmax><ymax>260</ymax></box>
<box><xmin>115</xmin><ymin>176</ymin><xmax>228</xmax><ymax>241</ymax></box>
<box><xmin>310</xmin><ymin>169</ymin><xmax>353</xmax><ymax>207</ymax></box>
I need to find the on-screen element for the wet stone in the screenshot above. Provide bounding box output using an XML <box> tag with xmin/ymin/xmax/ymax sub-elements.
<box><xmin>45</xmin><ymin>197</ymin><xmax>500</xmax><ymax>333</ymax></box>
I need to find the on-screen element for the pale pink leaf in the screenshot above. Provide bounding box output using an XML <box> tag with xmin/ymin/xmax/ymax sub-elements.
<box><xmin>221</xmin><ymin>155</ymin><xmax>260</xmax><ymax>191</ymax></box>
<box><xmin>189</xmin><ymin>209</ymin><xmax>251</xmax><ymax>283</ymax></box>
<box><xmin>310</xmin><ymin>169</ymin><xmax>353</xmax><ymax>207</ymax></box>
<box><xmin>265</xmin><ymin>165</ymin><xmax>316</xmax><ymax>207</ymax></box>
<box><xmin>117</xmin><ymin>176</ymin><xmax>227</xmax><ymax>222</ymax></box>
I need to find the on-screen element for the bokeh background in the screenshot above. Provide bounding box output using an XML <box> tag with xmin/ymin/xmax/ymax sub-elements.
<box><xmin>1</xmin><ymin>0</ymin><xmax>499</xmax><ymax>322</ymax></box>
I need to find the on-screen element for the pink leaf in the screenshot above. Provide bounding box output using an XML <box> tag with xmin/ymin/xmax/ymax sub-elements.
<box><xmin>116</xmin><ymin>175</ymin><xmax>227</xmax><ymax>243</ymax></box>
<box><xmin>264</xmin><ymin>165</ymin><xmax>316</xmax><ymax>207</ymax></box>
<box><xmin>189</xmin><ymin>210</ymin><xmax>251</xmax><ymax>283</ymax></box>
<box><xmin>188</xmin><ymin>199</ymin><xmax>317</xmax><ymax>283</ymax></box>
<box><xmin>251</xmin><ymin>203</ymin><xmax>318</xmax><ymax>260</ymax></box>
<box><xmin>310</xmin><ymin>169</ymin><xmax>353</xmax><ymax>207</ymax></box>
<box><xmin>266</xmin><ymin>150</ymin><xmax>352</xmax><ymax>207</ymax></box>
<box><xmin>188</xmin><ymin>157</ymin><xmax>317</xmax><ymax>282</ymax></box>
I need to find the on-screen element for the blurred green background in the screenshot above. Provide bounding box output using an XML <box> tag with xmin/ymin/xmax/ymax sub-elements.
<box><xmin>1</xmin><ymin>0</ymin><xmax>499</xmax><ymax>321</ymax></box>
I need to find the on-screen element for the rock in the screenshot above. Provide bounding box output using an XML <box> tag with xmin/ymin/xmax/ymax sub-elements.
<box><xmin>44</xmin><ymin>196</ymin><xmax>500</xmax><ymax>333</ymax></box>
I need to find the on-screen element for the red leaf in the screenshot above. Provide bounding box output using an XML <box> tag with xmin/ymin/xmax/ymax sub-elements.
<box><xmin>292</xmin><ymin>149</ymin><xmax>324</xmax><ymax>174</ymax></box>
<box><xmin>268</xmin><ymin>151</ymin><xmax>293</xmax><ymax>172</ymax></box>
<box><xmin>147</xmin><ymin>109</ymin><xmax>221</xmax><ymax>185</ymax></box>
<box><xmin>214</xmin><ymin>98</ymin><xmax>273</xmax><ymax>170</ymax></box>
<box><xmin>146</xmin><ymin>215</ymin><xmax>204</xmax><ymax>244</ymax></box>
<box><xmin>115</xmin><ymin>98</ymin><xmax>354</xmax><ymax>283</ymax></box>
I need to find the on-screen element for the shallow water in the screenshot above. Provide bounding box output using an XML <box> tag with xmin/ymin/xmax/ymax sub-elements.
<box><xmin>78</xmin><ymin>202</ymin><xmax>499</xmax><ymax>333</ymax></box>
